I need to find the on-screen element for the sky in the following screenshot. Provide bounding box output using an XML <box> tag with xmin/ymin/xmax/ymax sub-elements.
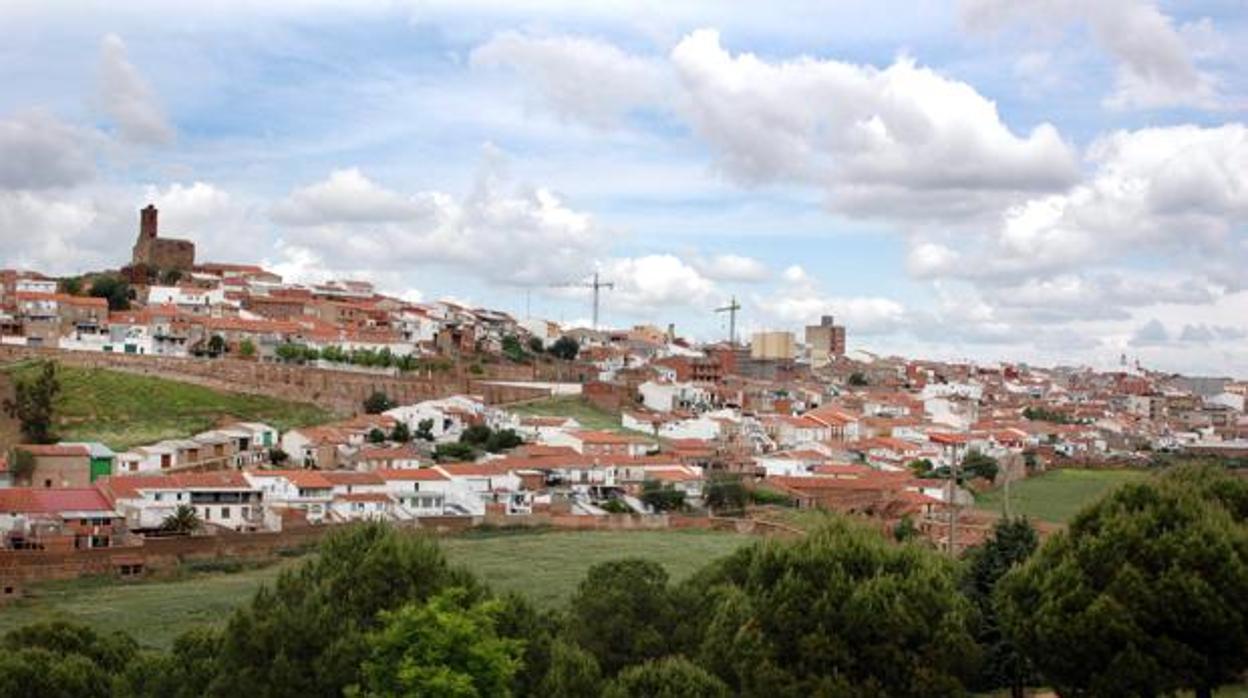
<box><xmin>0</xmin><ymin>0</ymin><xmax>1245</xmax><ymax>376</ymax></box>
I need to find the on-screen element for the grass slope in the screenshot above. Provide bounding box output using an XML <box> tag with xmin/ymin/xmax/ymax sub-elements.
<box><xmin>975</xmin><ymin>468</ymin><xmax>1152</xmax><ymax>523</ymax></box>
<box><xmin>1</xmin><ymin>362</ymin><xmax>331</xmax><ymax>452</ymax></box>
<box><xmin>0</xmin><ymin>530</ymin><xmax>751</xmax><ymax>650</ymax></box>
<box><xmin>506</xmin><ymin>395</ymin><xmax>627</xmax><ymax>433</ymax></box>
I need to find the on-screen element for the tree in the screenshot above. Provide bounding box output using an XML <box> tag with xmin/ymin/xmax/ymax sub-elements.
<box><xmin>539</xmin><ymin>640</ymin><xmax>602</xmax><ymax>698</ymax></box>
<box><xmin>212</xmin><ymin>523</ymin><xmax>477</xmax><ymax>698</ymax></box>
<box><xmin>391</xmin><ymin>422</ymin><xmax>412</xmax><ymax>443</ymax></box>
<box><xmin>0</xmin><ymin>621</ymin><xmax>137</xmax><ymax>698</ymax></box>
<box><xmin>690</xmin><ymin>518</ymin><xmax>978</xmax><ymax>696</ymax></box>
<box><xmin>962</xmin><ymin>517</ymin><xmax>1039</xmax><ymax>697</ymax></box>
<box><xmin>565</xmin><ymin>559</ymin><xmax>675</xmax><ymax>675</ymax></box>
<box><xmin>549</xmin><ymin>336</ymin><xmax>579</xmax><ymax>361</ymax></box>
<box><xmin>961</xmin><ymin>450</ymin><xmax>999</xmax><ymax>482</ymax></box>
<box><xmin>527</xmin><ymin>337</ymin><xmax>545</xmax><ymax>354</ymax></box>
<box><xmin>238</xmin><ymin>339</ymin><xmax>256</xmax><ymax>359</ymax></box>
<box><xmin>160</xmin><ymin>505</ymin><xmax>201</xmax><ymax>535</ymax></box>
<box><xmin>847</xmin><ymin>371</ymin><xmax>869</xmax><ymax>386</ymax></box>
<box><xmin>60</xmin><ymin>276</ymin><xmax>82</xmax><ymax>296</ymax></box>
<box><xmin>997</xmin><ymin>466</ymin><xmax>1248</xmax><ymax>698</ymax></box>
<box><xmin>485</xmin><ymin>429</ymin><xmax>523</xmax><ymax>453</ymax></box>
<box><xmin>161</xmin><ymin>269</ymin><xmax>183</xmax><ymax>285</ymax></box>
<box><xmin>907</xmin><ymin>458</ymin><xmax>935</xmax><ymax>478</ymax></box>
<box><xmin>434</xmin><ymin>442</ymin><xmax>477</xmax><ymax>463</ymax></box>
<box><xmin>367</xmin><ymin>428</ymin><xmax>387</xmax><ymax>444</ymax></box>
<box><xmin>363</xmin><ymin>391</ymin><xmax>394</xmax><ymax>415</ymax></box>
<box><xmin>120</xmin><ymin>627</ymin><xmax>223</xmax><ymax>698</ymax></box>
<box><xmin>460</xmin><ymin>424</ymin><xmax>493</xmax><ymax>446</ymax></box>
<box><xmin>4</xmin><ymin>360</ymin><xmax>60</xmax><ymax>444</ymax></box>
<box><xmin>88</xmin><ymin>276</ymin><xmax>131</xmax><ymax>311</ymax></box>
<box><xmin>268</xmin><ymin>448</ymin><xmax>289</xmax><ymax>466</ymax></box>
<box><xmin>8</xmin><ymin>449</ymin><xmax>35</xmax><ymax>483</ymax></box>
<box><xmin>206</xmin><ymin>335</ymin><xmax>226</xmax><ymax>357</ymax></box>
<box><xmin>354</xmin><ymin>588</ymin><xmax>523</xmax><ymax>698</ymax></box>
<box><xmin>501</xmin><ymin>335</ymin><xmax>529</xmax><ymax>363</ymax></box>
<box><xmin>415</xmin><ymin>419</ymin><xmax>435</xmax><ymax>442</ymax></box>
<box><xmin>704</xmin><ymin>474</ymin><xmax>747</xmax><ymax>514</ymax></box>
<box><xmin>893</xmin><ymin>514</ymin><xmax>919</xmax><ymax>542</ymax></box>
<box><xmin>603</xmin><ymin>657</ymin><xmax>730</xmax><ymax>698</ymax></box>
<box><xmin>640</xmin><ymin>480</ymin><xmax>686</xmax><ymax>512</ymax></box>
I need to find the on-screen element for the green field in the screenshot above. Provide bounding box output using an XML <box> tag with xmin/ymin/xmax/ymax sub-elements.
<box><xmin>0</xmin><ymin>530</ymin><xmax>752</xmax><ymax>650</ymax></box>
<box><xmin>1</xmin><ymin>362</ymin><xmax>332</xmax><ymax>451</ymax></box>
<box><xmin>975</xmin><ymin>468</ymin><xmax>1153</xmax><ymax>523</ymax></box>
<box><xmin>506</xmin><ymin>395</ymin><xmax>627</xmax><ymax>433</ymax></box>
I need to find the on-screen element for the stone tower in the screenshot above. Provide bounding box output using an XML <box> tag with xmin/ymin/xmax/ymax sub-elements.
<box><xmin>131</xmin><ymin>204</ymin><xmax>196</xmax><ymax>272</ymax></box>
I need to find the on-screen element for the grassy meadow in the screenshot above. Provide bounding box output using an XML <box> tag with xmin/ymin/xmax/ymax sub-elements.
<box><xmin>505</xmin><ymin>395</ymin><xmax>627</xmax><ymax>433</ymax></box>
<box><xmin>0</xmin><ymin>529</ymin><xmax>753</xmax><ymax>650</ymax></box>
<box><xmin>975</xmin><ymin>468</ymin><xmax>1153</xmax><ymax>523</ymax></box>
<box><xmin>1</xmin><ymin>362</ymin><xmax>331</xmax><ymax>451</ymax></box>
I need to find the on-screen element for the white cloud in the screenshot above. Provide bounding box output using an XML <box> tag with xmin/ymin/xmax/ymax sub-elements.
<box><xmin>755</xmin><ymin>289</ymin><xmax>908</xmax><ymax>336</ymax></box>
<box><xmin>960</xmin><ymin>0</ymin><xmax>1217</xmax><ymax>109</ymax></box>
<box><xmin>669</xmin><ymin>29</ymin><xmax>1078</xmax><ymax>219</ymax></box>
<box><xmin>98</xmin><ymin>34</ymin><xmax>175</xmax><ymax>145</ymax></box>
<box><xmin>0</xmin><ymin>110</ymin><xmax>97</xmax><ymax>190</ymax></box>
<box><xmin>1130</xmin><ymin>318</ymin><xmax>1170</xmax><ymax>346</ymax></box>
<box><xmin>271</xmin><ymin>156</ymin><xmax>605</xmax><ymax>286</ymax></box>
<box><xmin>470</xmin><ymin>30</ymin><xmax>670</xmax><ymax>127</ymax></box>
<box><xmin>692</xmin><ymin>253</ymin><xmax>769</xmax><ymax>282</ymax></box>
<box><xmin>596</xmin><ymin>254</ymin><xmax>717</xmax><ymax>315</ymax></box>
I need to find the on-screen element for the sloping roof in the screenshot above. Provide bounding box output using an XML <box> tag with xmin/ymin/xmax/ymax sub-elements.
<box><xmin>0</xmin><ymin>487</ymin><xmax>116</xmax><ymax>514</ymax></box>
<box><xmin>376</xmin><ymin>468</ymin><xmax>449</xmax><ymax>482</ymax></box>
<box><xmin>18</xmin><ymin>444</ymin><xmax>90</xmax><ymax>457</ymax></box>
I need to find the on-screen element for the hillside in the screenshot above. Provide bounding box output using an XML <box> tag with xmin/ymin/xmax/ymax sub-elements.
<box><xmin>0</xmin><ymin>362</ymin><xmax>331</xmax><ymax>452</ymax></box>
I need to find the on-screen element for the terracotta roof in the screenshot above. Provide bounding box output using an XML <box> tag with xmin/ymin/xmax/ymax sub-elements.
<box><xmin>336</xmin><ymin>492</ymin><xmax>393</xmax><ymax>503</ymax></box>
<box><xmin>18</xmin><ymin>444</ymin><xmax>90</xmax><ymax>457</ymax></box>
<box><xmin>375</xmin><ymin>468</ymin><xmax>449</xmax><ymax>481</ymax></box>
<box><xmin>247</xmin><ymin>469</ymin><xmax>334</xmax><ymax>488</ymax></box>
<box><xmin>571</xmin><ymin>430</ymin><xmax>650</xmax><ymax>445</ymax></box>
<box><xmin>0</xmin><ymin>487</ymin><xmax>116</xmax><ymax>514</ymax></box>
<box><xmin>319</xmin><ymin>471</ymin><xmax>385</xmax><ymax>485</ymax></box>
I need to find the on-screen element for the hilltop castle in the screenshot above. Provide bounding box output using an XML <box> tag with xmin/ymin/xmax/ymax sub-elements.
<box><xmin>131</xmin><ymin>205</ymin><xmax>195</xmax><ymax>272</ymax></box>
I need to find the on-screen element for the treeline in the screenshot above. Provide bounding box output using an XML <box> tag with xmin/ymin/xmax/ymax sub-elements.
<box><xmin>274</xmin><ymin>343</ymin><xmax>453</xmax><ymax>373</ymax></box>
<box><xmin>1</xmin><ymin>463</ymin><xmax>1246</xmax><ymax>697</ymax></box>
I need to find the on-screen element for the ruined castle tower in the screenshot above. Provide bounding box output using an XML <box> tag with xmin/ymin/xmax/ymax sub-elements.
<box><xmin>131</xmin><ymin>204</ymin><xmax>195</xmax><ymax>272</ymax></box>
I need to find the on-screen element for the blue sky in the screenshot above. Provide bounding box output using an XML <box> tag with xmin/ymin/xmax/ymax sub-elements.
<box><xmin>1</xmin><ymin>0</ymin><xmax>1246</xmax><ymax>375</ymax></box>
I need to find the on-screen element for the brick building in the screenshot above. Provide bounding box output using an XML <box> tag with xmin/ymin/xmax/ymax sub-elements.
<box><xmin>132</xmin><ymin>205</ymin><xmax>195</xmax><ymax>272</ymax></box>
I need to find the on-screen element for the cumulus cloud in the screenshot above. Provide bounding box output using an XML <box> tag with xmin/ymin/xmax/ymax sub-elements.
<box><xmin>595</xmin><ymin>254</ymin><xmax>718</xmax><ymax>315</ymax></box>
<box><xmin>960</xmin><ymin>0</ymin><xmax>1217</xmax><ymax>109</ymax></box>
<box><xmin>1130</xmin><ymin>318</ymin><xmax>1170</xmax><ymax>346</ymax></box>
<box><xmin>98</xmin><ymin>34</ymin><xmax>175</xmax><ymax>145</ymax></box>
<box><xmin>470</xmin><ymin>31</ymin><xmax>671</xmax><ymax>127</ymax></box>
<box><xmin>691</xmin><ymin>253</ymin><xmax>769</xmax><ymax>282</ymax></box>
<box><xmin>1178</xmin><ymin>324</ymin><xmax>1247</xmax><ymax>343</ymax></box>
<box><xmin>755</xmin><ymin>289</ymin><xmax>908</xmax><ymax>336</ymax></box>
<box><xmin>670</xmin><ymin>29</ymin><xmax>1078</xmax><ymax>219</ymax></box>
<box><xmin>0</xmin><ymin>110</ymin><xmax>97</xmax><ymax>190</ymax></box>
<box><xmin>271</xmin><ymin>157</ymin><xmax>604</xmax><ymax>286</ymax></box>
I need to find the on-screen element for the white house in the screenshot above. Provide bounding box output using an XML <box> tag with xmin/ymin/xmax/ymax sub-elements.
<box><xmin>243</xmin><ymin>470</ymin><xmax>334</xmax><ymax>523</ymax></box>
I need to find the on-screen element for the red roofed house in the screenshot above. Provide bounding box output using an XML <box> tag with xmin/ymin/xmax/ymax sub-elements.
<box><xmin>0</xmin><ymin>488</ymin><xmax>123</xmax><ymax>550</ymax></box>
<box><xmin>545</xmin><ymin>430</ymin><xmax>653</xmax><ymax>457</ymax></box>
<box><xmin>98</xmin><ymin>472</ymin><xmax>266</xmax><ymax>532</ymax></box>
<box><xmin>243</xmin><ymin>470</ymin><xmax>334</xmax><ymax>523</ymax></box>
<box><xmin>13</xmin><ymin>444</ymin><xmax>93</xmax><ymax>489</ymax></box>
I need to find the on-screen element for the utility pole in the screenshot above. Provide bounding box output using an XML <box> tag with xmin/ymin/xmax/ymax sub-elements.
<box><xmin>947</xmin><ymin>450</ymin><xmax>960</xmax><ymax>556</ymax></box>
<box><xmin>715</xmin><ymin>296</ymin><xmax>741</xmax><ymax>345</ymax></box>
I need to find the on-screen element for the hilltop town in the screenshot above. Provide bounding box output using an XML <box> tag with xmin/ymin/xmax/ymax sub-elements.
<box><xmin>0</xmin><ymin>203</ymin><xmax>1244</xmax><ymax>566</ymax></box>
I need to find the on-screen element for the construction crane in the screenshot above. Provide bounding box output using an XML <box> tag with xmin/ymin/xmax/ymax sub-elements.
<box><xmin>551</xmin><ymin>271</ymin><xmax>614</xmax><ymax>330</ymax></box>
<box><xmin>715</xmin><ymin>296</ymin><xmax>741</xmax><ymax>345</ymax></box>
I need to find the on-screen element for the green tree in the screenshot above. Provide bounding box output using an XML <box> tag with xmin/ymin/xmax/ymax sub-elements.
<box><xmin>527</xmin><ymin>337</ymin><xmax>545</xmax><ymax>354</ymax></box>
<box><xmin>238</xmin><ymin>339</ymin><xmax>256</xmax><ymax>359</ymax></box>
<box><xmin>88</xmin><ymin>276</ymin><xmax>131</xmax><ymax>311</ymax></box>
<box><xmin>160</xmin><ymin>505</ymin><xmax>201</xmax><ymax>535</ymax></box>
<box><xmin>212</xmin><ymin>523</ymin><xmax>477</xmax><ymax>698</ymax></box>
<box><xmin>206</xmin><ymin>334</ymin><xmax>227</xmax><ymax>357</ymax></box>
<box><xmin>539</xmin><ymin>640</ymin><xmax>602</xmax><ymax>698</ymax></box>
<box><xmin>4</xmin><ymin>360</ymin><xmax>59</xmax><ymax>444</ymax></box>
<box><xmin>961</xmin><ymin>451</ymin><xmax>999</xmax><ymax>482</ymax></box>
<box><xmin>354</xmin><ymin>588</ymin><xmax>524</xmax><ymax>698</ymax></box>
<box><xmin>59</xmin><ymin>276</ymin><xmax>82</xmax><ymax>295</ymax></box>
<box><xmin>691</xmin><ymin>519</ymin><xmax>978</xmax><ymax>696</ymax></box>
<box><xmin>847</xmin><ymin>371</ymin><xmax>868</xmax><ymax>386</ymax></box>
<box><xmin>268</xmin><ymin>448</ymin><xmax>289</xmax><ymax>466</ymax></box>
<box><xmin>603</xmin><ymin>657</ymin><xmax>729</xmax><ymax>698</ymax></box>
<box><xmin>962</xmin><ymin>517</ymin><xmax>1039</xmax><ymax>697</ymax></box>
<box><xmin>501</xmin><ymin>335</ymin><xmax>529</xmax><ymax>363</ymax></box>
<box><xmin>161</xmin><ymin>269</ymin><xmax>183</xmax><ymax>285</ymax></box>
<box><xmin>435</xmin><ymin>442</ymin><xmax>477</xmax><ymax>463</ymax></box>
<box><xmin>566</xmin><ymin>559</ymin><xmax>675</xmax><ymax>675</ymax></box>
<box><xmin>485</xmin><ymin>429</ymin><xmax>523</xmax><ymax>453</ymax></box>
<box><xmin>367</xmin><ymin>428</ymin><xmax>387</xmax><ymax>444</ymax></box>
<box><xmin>704</xmin><ymin>474</ymin><xmax>747</xmax><ymax>514</ymax></box>
<box><xmin>391</xmin><ymin>422</ymin><xmax>412</xmax><ymax>443</ymax></box>
<box><xmin>0</xmin><ymin>621</ymin><xmax>137</xmax><ymax>698</ymax></box>
<box><xmin>363</xmin><ymin>391</ymin><xmax>394</xmax><ymax>415</ymax></box>
<box><xmin>120</xmin><ymin>627</ymin><xmax>222</xmax><ymax>698</ymax></box>
<box><xmin>549</xmin><ymin>336</ymin><xmax>579</xmax><ymax>361</ymax></box>
<box><xmin>997</xmin><ymin>466</ymin><xmax>1248</xmax><ymax>698</ymax></box>
<box><xmin>893</xmin><ymin>514</ymin><xmax>919</xmax><ymax>542</ymax></box>
<box><xmin>640</xmin><ymin>480</ymin><xmax>686</xmax><ymax>512</ymax></box>
<box><xmin>460</xmin><ymin>424</ymin><xmax>493</xmax><ymax>446</ymax></box>
<box><xmin>415</xmin><ymin>418</ymin><xmax>436</xmax><ymax>442</ymax></box>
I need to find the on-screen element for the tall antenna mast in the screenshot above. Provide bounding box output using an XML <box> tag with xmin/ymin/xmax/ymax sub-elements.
<box><xmin>550</xmin><ymin>272</ymin><xmax>615</xmax><ymax>330</ymax></box>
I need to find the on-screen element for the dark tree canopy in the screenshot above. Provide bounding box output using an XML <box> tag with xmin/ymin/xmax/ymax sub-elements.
<box><xmin>4</xmin><ymin>360</ymin><xmax>60</xmax><ymax>444</ymax></box>
<box><xmin>962</xmin><ymin>517</ymin><xmax>1039</xmax><ymax>696</ymax></box>
<box><xmin>997</xmin><ymin>465</ymin><xmax>1248</xmax><ymax>698</ymax></box>
<box><xmin>549</xmin><ymin>336</ymin><xmax>579</xmax><ymax>361</ymax></box>
<box><xmin>603</xmin><ymin>657</ymin><xmax>730</xmax><ymax>698</ymax></box>
<box><xmin>565</xmin><ymin>559</ymin><xmax>676</xmax><ymax>676</ymax></box>
<box><xmin>363</xmin><ymin>391</ymin><xmax>394</xmax><ymax>415</ymax></box>
<box><xmin>88</xmin><ymin>276</ymin><xmax>131</xmax><ymax>311</ymax></box>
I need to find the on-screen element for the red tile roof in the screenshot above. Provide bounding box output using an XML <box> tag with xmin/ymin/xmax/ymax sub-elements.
<box><xmin>375</xmin><ymin>468</ymin><xmax>449</xmax><ymax>482</ymax></box>
<box><xmin>18</xmin><ymin>444</ymin><xmax>90</xmax><ymax>457</ymax></box>
<box><xmin>0</xmin><ymin>487</ymin><xmax>115</xmax><ymax>514</ymax></box>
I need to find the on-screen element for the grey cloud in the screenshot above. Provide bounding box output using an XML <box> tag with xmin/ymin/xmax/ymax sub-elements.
<box><xmin>99</xmin><ymin>34</ymin><xmax>175</xmax><ymax>146</ymax></box>
<box><xmin>0</xmin><ymin>111</ymin><xmax>96</xmax><ymax>190</ymax></box>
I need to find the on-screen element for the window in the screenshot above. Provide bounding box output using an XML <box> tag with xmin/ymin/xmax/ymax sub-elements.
<box><xmin>44</xmin><ymin>479</ymin><xmax>52</xmax><ymax>488</ymax></box>
<box><xmin>221</xmin><ymin>507</ymin><xmax>230</xmax><ymax>519</ymax></box>
<box><xmin>155</xmin><ymin>492</ymin><xmax>163</xmax><ymax>502</ymax></box>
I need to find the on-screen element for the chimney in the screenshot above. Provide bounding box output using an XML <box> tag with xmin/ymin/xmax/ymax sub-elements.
<box><xmin>140</xmin><ymin>205</ymin><xmax>158</xmax><ymax>239</ymax></box>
